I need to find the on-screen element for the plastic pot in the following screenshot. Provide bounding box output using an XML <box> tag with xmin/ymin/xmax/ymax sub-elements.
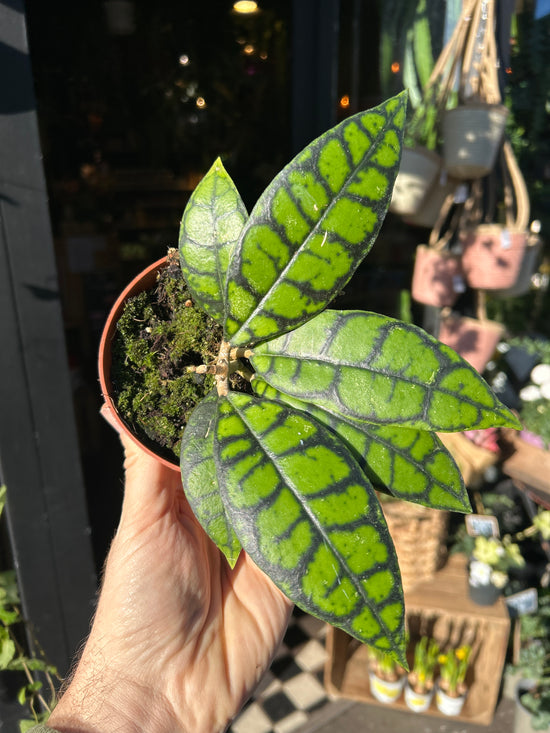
<box><xmin>98</xmin><ymin>256</ymin><xmax>180</xmax><ymax>472</ymax></box>
<box><xmin>468</xmin><ymin>581</ymin><xmax>501</xmax><ymax>606</ymax></box>
<box><xmin>404</xmin><ymin>680</ymin><xmax>434</xmax><ymax>712</ymax></box>
<box><xmin>435</xmin><ymin>684</ymin><xmax>467</xmax><ymax>716</ymax></box>
<box><xmin>368</xmin><ymin>671</ymin><xmax>405</xmax><ymax>704</ymax></box>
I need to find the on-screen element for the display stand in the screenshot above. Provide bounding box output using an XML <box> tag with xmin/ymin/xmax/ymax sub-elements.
<box><xmin>324</xmin><ymin>554</ymin><xmax>510</xmax><ymax>726</ymax></box>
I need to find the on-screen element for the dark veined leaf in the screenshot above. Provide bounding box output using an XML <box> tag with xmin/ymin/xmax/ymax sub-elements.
<box><xmin>181</xmin><ymin>390</ymin><xmax>241</xmax><ymax>567</ymax></box>
<box><xmin>252</xmin><ymin>376</ymin><xmax>470</xmax><ymax>512</ymax></box>
<box><xmin>214</xmin><ymin>391</ymin><xmax>407</xmax><ymax>663</ymax></box>
<box><xmin>224</xmin><ymin>92</ymin><xmax>407</xmax><ymax>346</ymax></box>
<box><xmin>250</xmin><ymin>310</ymin><xmax>521</xmax><ymax>432</ymax></box>
<box><xmin>179</xmin><ymin>158</ymin><xmax>248</xmax><ymax>323</ymax></box>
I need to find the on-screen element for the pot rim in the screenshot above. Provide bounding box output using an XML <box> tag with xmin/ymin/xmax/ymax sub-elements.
<box><xmin>98</xmin><ymin>256</ymin><xmax>180</xmax><ymax>472</ymax></box>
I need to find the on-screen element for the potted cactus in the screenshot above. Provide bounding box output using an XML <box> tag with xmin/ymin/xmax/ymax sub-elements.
<box><xmin>405</xmin><ymin>637</ymin><xmax>439</xmax><ymax>712</ymax></box>
<box><xmin>99</xmin><ymin>90</ymin><xmax>520</xmax><ymax>665</ymax></box>
<box><xmin>436</xmin><ymin>645</ymin><xmax>471</xmax><ymax>716</ymax></box>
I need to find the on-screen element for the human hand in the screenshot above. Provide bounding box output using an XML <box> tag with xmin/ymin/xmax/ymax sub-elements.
<box><xmin>48</xmin><ymin>405</ymin><xmax>293</xmax><ymax>733</ymax></box>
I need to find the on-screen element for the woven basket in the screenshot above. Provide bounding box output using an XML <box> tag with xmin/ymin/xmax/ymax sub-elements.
<box><xmin>380</xmin><ymin>500</ymin><xmax>449</xmax><ymax>594</ymax></box>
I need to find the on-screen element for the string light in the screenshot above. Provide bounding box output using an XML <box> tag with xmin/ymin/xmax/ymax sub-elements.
<box><xmin>196</xmin><ymin>97</ymin><xmax>206</xmax><ymax>108</ymax></box>
<box><xmin>391</xmin><ymin>61</ymin><xmax>400</xmax><ymax>73</ymax></box>
<box><xmin>243</xmin><ymin>44</ymin><xmax>255</xmax><ymax>55</ymax></box>
<box><xmin>233</xmin><ymin>1</ymin><xmax>258</xmax><ymax>13</ymax></box>
<box><xmin>339</xmin><ymin>95</ymin><xmax>350</xmax><ymax>109</ymax></box>
<box><xmin>179</xmin><ymin>54</ymin><xmax>190</xmax><ymax>66</ymax></box>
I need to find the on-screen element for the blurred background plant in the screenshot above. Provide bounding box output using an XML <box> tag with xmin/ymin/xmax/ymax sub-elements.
<box><xmin>0</xmin><ymin>486</ymin><xmax>59</xmax><ymax>731</ymax></box>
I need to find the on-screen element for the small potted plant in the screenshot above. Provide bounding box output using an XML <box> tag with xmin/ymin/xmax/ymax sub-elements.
<box><xmin>99</xmin><ymin>90</ymin><xmax>521</xmax><ymax>665</ymax></box>
<box><xmin>468</xmin><ymin>535</ymin><xmax>525</xmax><ymax>605</ymax></box>
<box><xmin>468</xmin><ymin>511</ymin><xmax>550</xmax><ymax>605</ymax></box>
<box><xmin>404</xmin><ymin>637</ymin><xmax>439</xmax><ymax>712</ymax></box>
<box><xmin>509</xmin><ymin>590</ymin><xmax>550</xmax><ymax>732</ymax></box>
<box><xmin>435</xmin><ymin>645</ymin><xmax>471</xmax><ymax>716</ymax></box>
<box><xmin>367</xmin><ymin>647</ymin><xmax>406</xmax><ymax>704</ymax></box>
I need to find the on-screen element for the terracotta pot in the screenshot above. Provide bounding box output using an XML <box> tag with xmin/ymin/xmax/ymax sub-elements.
<box><xmin>98</xmin><ymin>256</ymin><xmax>180</xmax><ymax>472</ymax></box>
<box><xmin>438</xmin><ymin>315</ymin><xmax>504</xmax><ymax>374</ymax></box>
<box><xmin>460</xmin><ymin>225</ymin><xmax>529</xmax><ymax>291</ymax></box>
<box><xmin>411</xmin><ymin>245</ymin><xmax>465</xmax><ymax>308</ymax></box>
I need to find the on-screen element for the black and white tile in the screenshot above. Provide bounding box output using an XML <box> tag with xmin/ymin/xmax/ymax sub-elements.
<box><xmin>229</xmin><ymin>609</ymin><xmax>335</xmax><ymax>733</ymax></box>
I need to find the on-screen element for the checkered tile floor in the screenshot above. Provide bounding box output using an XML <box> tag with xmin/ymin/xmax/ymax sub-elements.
<box><xmin>228</xmin><ymin>609</ymin><xmax>335</xmax><ymax>733</ymax></box>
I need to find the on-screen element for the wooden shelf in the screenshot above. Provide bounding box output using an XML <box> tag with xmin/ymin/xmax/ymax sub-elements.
<box><xmin>324</xmin><ymin>555</ymin><xmax>510</xmax><ymax>726</ymax></box>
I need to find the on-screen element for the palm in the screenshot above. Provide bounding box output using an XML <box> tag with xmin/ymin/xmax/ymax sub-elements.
<box><xmin>95</xmin><ymin>442</ymin><xmax>293</xmax><ymax>732</ymax></box>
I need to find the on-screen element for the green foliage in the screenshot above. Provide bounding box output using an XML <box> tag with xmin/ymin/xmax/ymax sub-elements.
<box><xmin>174</xmin><ymin>91</ymin><xmax>520</xmax><ymax>664</ymax></box>
<box><xmin>511</xmin><ymin>591</ymin><xmax>550</xmax><ymax>730</ymax></box>
<box><xmin>0</xmin><ymin>487</ymin><xmax>58</xmax><ymax>729</ymax></box>
<box><xmin>438</xmin><ymin>645</ymin><xmax>471</xmax><ymax>696</ymax></box>
<box><xmin>411</xmin><ymin>636</ymin><xmax>439</xmax><ymax>692</ymax></box>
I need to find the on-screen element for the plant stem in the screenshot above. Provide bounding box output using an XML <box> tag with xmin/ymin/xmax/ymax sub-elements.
<box><xmin>216</xmin><ymin>341</ymin><xmax>231</xmax><ymax>396</ymax></box>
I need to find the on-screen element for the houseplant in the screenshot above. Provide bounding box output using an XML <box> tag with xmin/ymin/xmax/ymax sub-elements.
<box><xmin>367</xmin><ymin>646</ymin><xmax>406</xmax><ymax>704</ymax></box>
<box><xmin>509</xmin><ymin>590</ymin><xmax>550</xmax><ymax>731</ymax></box>
<box><xmin>468</xmin><ymin>511</ymin><xmax>550</xmax><ymax>605</ymax></box>
<box><xmin>435</xmin><ymin>645</ymin><xmax>471</xmax><ymax>716</ymax></box>
<box><xmin>469</xmin><ymin>534</ymin><xmax>525</xmax><ymax>605</ymax></box>
<box><xmin>100</xmin><ymin>90</ymin><xmax>521</xmax><ymax>665</ymax></box>
<box><xmin>405</xmin><ymin>636</ymin><xmax>439</xmax><ymax>712</ymax></box>
<box><xmin>0</xmin><ymin>486</ymin><xmax>59</xmax><ymax>731</ymax></box>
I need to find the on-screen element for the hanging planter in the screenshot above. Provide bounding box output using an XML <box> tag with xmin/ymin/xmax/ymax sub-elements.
<box><xmin>411</xmin><ymin>245</ymin><xmax>464</xmax><ymax>308</ymax></box>
<box><xmin>389</xmin><ymin>146</ymin><xmax>441</xmax><ymax>217</ymax></box>
<box><xmin>405</xmin><ymin>172</ymin><xmax>459</xmax><ymax>229</ymax></box>
<box><xmin>443</xmin><ymin>103</ymin><xmax>509</xmax><ymax>180</ymax></box>
<box><xmin>438</xmin><ymin>312</ymin><xmax>504</xmax><ymax>374</ymax></box>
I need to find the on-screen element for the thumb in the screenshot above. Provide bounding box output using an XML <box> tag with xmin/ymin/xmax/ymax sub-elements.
<box><xmin>100</xmin><ymin>404</ymin><xmax>183</xmax><ymax>520</ymax></box>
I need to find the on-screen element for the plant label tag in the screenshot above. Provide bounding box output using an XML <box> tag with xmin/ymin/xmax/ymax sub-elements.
<box><xmin>465</xmin><ymin>514</ymin><xmax>500</xmax><ymax>537</ymax></box>
<box><xmin>500</xmin><ymin>230</ymin><xmax>512</xmax><ymax>250</ymax></box>
<box><xmin>505</xmin><ymin>588</ymin><xmax>538</xmax><ymax>618</ymax></box>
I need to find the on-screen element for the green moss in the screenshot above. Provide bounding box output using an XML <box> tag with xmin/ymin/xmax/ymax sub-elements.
<box><xmin>111</xmin><ymin>261</ymin><xmax>223</xmax><ymax>461</ymax></box>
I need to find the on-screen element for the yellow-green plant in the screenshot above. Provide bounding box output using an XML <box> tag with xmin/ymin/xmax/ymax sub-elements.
<box><xmin>368</xmin><ymin>645</ymin><xmax>405</xmax><ymax>682</ymax></box>
<box><xmin>438</xmin><ymin>645</ymin><xmax>471</xmax><ymax>697</ymax></box>
<box><xmin>0</xmin><ymin>486</ymin><xmax>59</xmax><ymax>731</ymax></box>
<box><xmin>470</xmin><ymin>510</ymin><xmax>550</xmax><ymax>589</ymax></box>
<box><xmin>409</xmin><ymin>636</ymin><xmax>439</xmax><ymax>693</ymax></box>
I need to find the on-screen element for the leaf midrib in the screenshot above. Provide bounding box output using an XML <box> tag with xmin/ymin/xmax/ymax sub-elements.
<box><xmin>228</xmin><ymin>107</ymin><xmax>400</xmax><ymax>346</ymax></box>
<box><xmin>227</xmin><ymin>396</ymin><xmax>396</xmax><ymax>641</ymax></box>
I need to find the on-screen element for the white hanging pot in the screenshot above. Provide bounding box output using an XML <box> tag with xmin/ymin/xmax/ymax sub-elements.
<box><xmin>390</xmin><ymin>147</ymin><xmax>441</xmax><ymax>217</ymax></box>
<box><xmin>443</xmin><ymin>103</ymin><xmax>509</xmax><ymax>179</ymax></box>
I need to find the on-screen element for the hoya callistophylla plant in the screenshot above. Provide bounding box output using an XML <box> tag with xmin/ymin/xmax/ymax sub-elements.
<box><xmin>177</xmin><ymin>91</ymin><xmax>519</xmax><ymax>663</ymax></box>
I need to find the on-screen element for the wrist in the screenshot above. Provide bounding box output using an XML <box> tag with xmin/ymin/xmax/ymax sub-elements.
<box><xmin>48</xmin><ymin>670</ymin><xmax>180</xmax><ymax>733</ymax></box>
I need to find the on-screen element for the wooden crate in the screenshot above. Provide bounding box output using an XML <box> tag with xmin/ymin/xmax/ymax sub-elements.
<box><xmin>324</xmin><ymin>555</ymin><xmax>510</xmax><ymax>726</ymax></box>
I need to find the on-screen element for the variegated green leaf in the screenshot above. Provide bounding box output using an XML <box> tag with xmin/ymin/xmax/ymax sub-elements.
<box><xmin>179</xmin><ymin>158</ymin><xmax>248</xmax><ymax>322</ymax></box>
<box><xmin>252</xmin><ymin>377</ymin><xmax>470</xmax><ymax>512</ymax></box>
<box><xmin>180</xmin><ymin>390</ymin><xmax>241</xmax><ymax>567</ymax></box>
<box><xmin>224</xmin><ymin>92</ymin><xmax>407</xmax><ymax>346</ymax></box>
<box><xmin>214</xmin><ymin>391</ymin><xmax>406</xmax><ymax>662</ymax></box>
<box><xmin>250</xmin><ymin>310</ymin><xmax>521</xmax><ymax>432</ymax></box>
